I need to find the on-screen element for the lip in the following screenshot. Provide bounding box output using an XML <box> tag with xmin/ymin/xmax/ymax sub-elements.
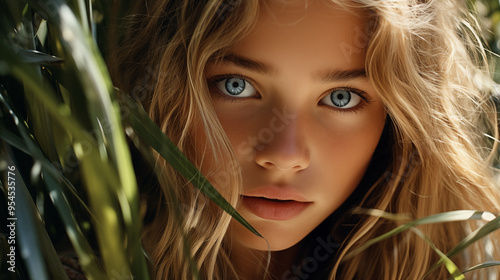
<box><xmin>243</xmin><ymin>186</ymin><xmax>310</xmax><ymax>202</ymax></box>
<box><xmin>242</xmin><ymin>186</ymin><xmax>312</xmax><ymax>221</ymax></box>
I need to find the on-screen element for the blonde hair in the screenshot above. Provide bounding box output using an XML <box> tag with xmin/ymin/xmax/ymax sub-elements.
<box><xmin>330</xmin><ymin>1</ymin><xmax>500</xmax><ymax>279</ymax></box>
<box><xmin>108</xmin><ymin>0</ymin><xmax>500</xmax><ymax>279</ymax></box>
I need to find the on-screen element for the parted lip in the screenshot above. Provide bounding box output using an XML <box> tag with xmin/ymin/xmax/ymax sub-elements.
<box><xmin>242</xmin><ymin>185</ymin><xmax>311</xmax><ymax>202</ymax></box>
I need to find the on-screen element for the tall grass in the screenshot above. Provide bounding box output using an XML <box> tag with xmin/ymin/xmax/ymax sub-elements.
<box><xmin>0</xmin><ymin>0</ymin><xmax>257</xmax><ymax>279</ymax></box>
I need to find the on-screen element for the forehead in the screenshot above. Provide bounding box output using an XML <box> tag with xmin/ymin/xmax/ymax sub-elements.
<box><xmin>229</xmin><ymin>0</ymin><xmax>370</xmax><ymax>72</ymax></box>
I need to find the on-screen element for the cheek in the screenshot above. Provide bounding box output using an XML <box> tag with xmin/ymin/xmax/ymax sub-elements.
<box><xmin>191</xmin><ymin>117</ymin><xmax>239</xmax><ymax>196</ymax></box>
<box><xmin>321</xmin><ymin>113</ymin><xmax>385</xmax><ymax>162</ymax></box>
<box><xmin>313</xmin><ymin>107</ymin><xmax>386</xmax><ymax>198</ymax></box>
<box><xmin>210</xmin><ymin>102</ymin><xmax>263</xmax><ymax>159</ymax></box>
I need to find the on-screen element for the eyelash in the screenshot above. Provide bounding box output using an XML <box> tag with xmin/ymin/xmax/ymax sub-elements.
<box><xmin>207</xmin><ymin>74</ymin><xmax>374</xmax><ymax>112</ymax></box>
<box><xmin>321</xmin><ymin>86</ymin><xmax>374</xmax><ymax>114</ymax></box>
<box><xmin>208</xmin><ymin>74</ymin><xmax>260</xmax><ymax>103</ymax></box>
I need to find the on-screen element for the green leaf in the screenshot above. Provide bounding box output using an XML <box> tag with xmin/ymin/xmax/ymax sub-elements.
<box><xmin>43</xmin><ymin>171</ymin><xmax>107</xmax><ymax>278</ymax></box>
<box><xmin>0</xmin><ymin>126</ymin><xmax>30</xmax><ymax>155</ymax></box>
<box><xmin>1</xmin><ymin>152</ymin><xmax>69</xmax><ymax>280</ymax></box>
<box><xmin>2</xmin><ymin>0</ymin><xmax>150</xmax><ymax>276</ymax></box>
<box><xmin>349</xmin><ymin>210</ymin><xmax>492</xmax><ymax>257</ymax></box>
<box><xmin>411</xmin><ymin>228</ymin><xmax>465</xmax><ymax>280</ymax></box>
<box><xmin>118</xmin><ymin>92</ymin><xmax>262</xmax><ymax>238</ymax></box>
<box><xmin>428</xmin><ymin>214</ymin><xmax>500</xmax><ymax>275</ymax></box>
<box><xmin>1</xmin><ymin>41</ymin><xmax>148</xmax><ymax>280</ymax></box>
<box><xmin>125</xmin><ymin>124</ymin><xmax>203</xmax><ymax>279</ymax></box>
<box><xmin>0</xmin><ymin>0</ymin><xmax>25</xmax><ymax>34</ymax></box>
<box><xmin>26</xmin><ymin>0</ymin><xmax>144</xmax><ymax>260</ymax></box>
<box><xmin>16</xmin><ymin>49</ymin><xmax>63</xmax><ymax>65</ymax></box>
<box><xmin>351</xmin><ymin>209</ymin><xmax>500</xmax><ymax>278</ymax></box>
<box><xmin>449</xmin><ymin>214</ymin><xmax>500</xmax><ymax>258</ymax></box>
<box><xmin>0</xmin><ymin>86</ymin><xmax>107</xmax><ymax>279</ymax></box>
<box><xmin>461</xmin><ymin>261</ymin><xmax>500</xmax><ymax>275</ymax></box>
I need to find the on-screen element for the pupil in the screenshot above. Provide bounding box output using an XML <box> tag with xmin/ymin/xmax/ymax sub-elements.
<box><xmin>331</xmin><ymin>90</ymin><xmax>351</xmax><ymax>107</ymax></box>
<box><xmin>225</xmin><ymin>78</ymin><xmax>245</xmax><ymax>95</ymax></box>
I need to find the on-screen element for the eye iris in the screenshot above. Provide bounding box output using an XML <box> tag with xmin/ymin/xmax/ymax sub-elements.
<box><xmin>225</xmin><ymin>78</ymin><xmax>245</xmax><ymax>95</ymax></box>
<box><xmin>331</xmin><ymin>90</ymin><xmax>351</xmax><ymax>107</ymax></box>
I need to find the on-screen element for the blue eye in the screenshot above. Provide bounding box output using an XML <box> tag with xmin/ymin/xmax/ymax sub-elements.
<box><xmin>321</xmin><ymin>89</ymin><xmax>362</xmax><ymax>109</ymax></box>
<box><xmin>216</xmin><ymin>77</ymin><xmax>256</xmax><ymax>97</ymax></box>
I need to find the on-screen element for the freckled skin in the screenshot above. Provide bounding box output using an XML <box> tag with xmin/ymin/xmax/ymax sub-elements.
<box><xmin>205</xmin><ymin>0</ymin><xmax>385</xmax><ymax>256</ymax></box>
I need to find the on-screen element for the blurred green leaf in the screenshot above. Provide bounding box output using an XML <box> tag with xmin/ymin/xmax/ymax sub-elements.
<box><xmin>16</xmin><ymin>49</ymin><xmax>63</xmax><ymax>65</ymax></box>
<box><xmin>1</xmin><ymin>0</ymin><xmax>150</xmax><ymax>277</ymax></box>
<box><xmin>1</xmin><ymin>151</ymin><xmax>69</xmax><ymax>280</ymax></box>
<box><xmin>0</xmin><ymin>86</ymin><xmax>106</xmax><ymax>279</ymax></box>
<box><xmin>462</xmin><ymin>261</ymin><xmax>500</xmax><ymax>276</ymax></box>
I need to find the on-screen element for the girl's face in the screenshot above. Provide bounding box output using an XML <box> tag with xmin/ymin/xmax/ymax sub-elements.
<box><xmin>205</xmin><ymin>0</ymin><xmax>386</xmax><ymax>251</ymax></box>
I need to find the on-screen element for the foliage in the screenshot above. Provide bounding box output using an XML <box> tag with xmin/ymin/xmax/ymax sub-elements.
<box><xmin>473</xmin><ymin>0</ymin><xmax>500</xmax><ymax>80</ymax></box>
<box><xmin>0</xmin><ymin>0</ymin><xmax>257</xmax><ymax>279</ymax></box>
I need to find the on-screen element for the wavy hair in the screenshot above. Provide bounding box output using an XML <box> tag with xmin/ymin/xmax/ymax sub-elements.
<box><xmin>329</xmin><ymin>0</ymin><xmax>500</xmax><ymax>279</ymax></box>
<box><xmin>107</xmin><ymin>0</ymin><xmax>500</xmax><ymax>279</ymax></box>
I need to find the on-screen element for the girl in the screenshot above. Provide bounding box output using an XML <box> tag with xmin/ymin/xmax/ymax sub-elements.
<box><xmin>108</xmin><ymin>0</ymin><xmax>500</xmax><ymax>279</ymax></box>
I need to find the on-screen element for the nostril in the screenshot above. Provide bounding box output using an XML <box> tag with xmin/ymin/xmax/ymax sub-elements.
<box><xmin>275</xmin><ymin>163</ymin><xmax>305</xmax><ymax>171</ymax></box>
<box><xmin>292</xmin><ymin>164</ymin><xmax>303</xmax><ymax>170</ymax></box>
<box><xmin>259</xmin><ymin>161</ymin><xmax>275</xmax><ymax>169</ymax></box>
<box><xmin>252</xmin><ymin>121</ymin><xmax>311</xmax><ymax>171</ymax></box>
<box><xmin>257</xmin><ymin>159</ymin><xmax>307</xmax><ymax>171</ymax></box>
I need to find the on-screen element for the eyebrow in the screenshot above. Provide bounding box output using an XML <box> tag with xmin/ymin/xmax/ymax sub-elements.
<box><xmin>218</xmin><ymin>54</ymin><xmax>276</xmax><ymax>75</ymax></box>
<box><xmin>316</xmin><ymin>68</ymin><xmax>367</xmax><ymax>83</ymax></box>
<box><xmin>218</xmin><ymin>53</ymin><xmax>367</xmax><ymax>82</ymax></box>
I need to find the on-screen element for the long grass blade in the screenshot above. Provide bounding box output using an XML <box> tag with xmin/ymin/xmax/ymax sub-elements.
<box><xmin>349</xmin><ymin>210</ymin><xmax>493</xmax><ymax>257</ymax></box>
<box><xmin>461</xmin><ymin>261</ymin><xmax>500</xmax><ymax>275</ymax></box>
<box><xmin>446</xmin><ymin>215</ymin><xmax>500</xmax><ymax>258</ymax></box>
<box><xmin>427</xmin><ymin>214</ymin><xmax>500</xmax><ymax>275</ymax></box>
<box><xmin>118</xmin><ymin>92</ymin><xmax>262</xmax><ymax>238</ymax></box>
<box><xmin>0</xmin><ymin>86</ymin><xmax>107</xmax><ymax>279</ymax></box>
<box><xmin>1</xmin><ymin>151</ymin><xmax>69</xmax><ymax>280</ymax></box>
<box><xmin>125</xmin><ymin>128</ymin><xmax>202</xmax><ymax>279</ymax></box>
<box><xmin>0</xmin><ymin>90</ymin><xmax>96</xmax><ymax>219</ymax></box>
<box><xmin>2</xmin><ymin>0</ymin><xmax>151</xmax><ymax>277</ymax></box>
<box><xmin>15</xmin><ymin>49</ymin><xmax>63</xmax><ymax>64</ymax></box>
<box><xmin>23</xmin><ymin>2</ymin><xmax>148</xmax><ymax>277</ymax></box>
<box><xmin>1</xmin><ymin>40</ymin><xmax>147</xmax><ymax>280</ymax></box>
<box><xmin>411</xmin><ymin>227</ymin><xmax>465</xmax><ymax>280</ymax></box>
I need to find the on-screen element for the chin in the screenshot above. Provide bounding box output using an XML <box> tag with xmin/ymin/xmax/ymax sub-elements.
<box><xmin>230</xmin><ymin>218</ymin><xmax>308</xmax><ymax>251</ymax></box>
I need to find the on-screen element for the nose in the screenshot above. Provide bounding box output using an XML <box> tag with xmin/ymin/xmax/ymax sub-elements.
<box><xmin>253</xmin><ymin>113</ymin><xmax>311</xmax><ymax>171</ymax></box>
